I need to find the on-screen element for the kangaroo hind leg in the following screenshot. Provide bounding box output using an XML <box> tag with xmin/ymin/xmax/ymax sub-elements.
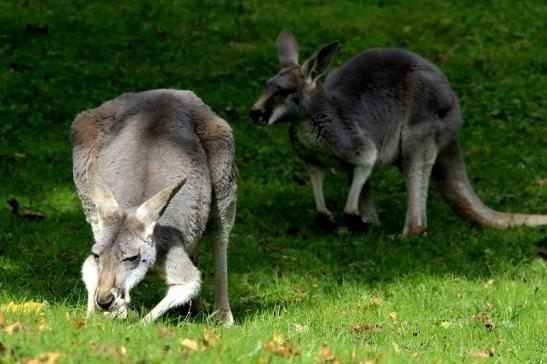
<box><xmin>401</xmin><ymin>138</ymin><xmax>438</xmax><ymax>236</ymax></box>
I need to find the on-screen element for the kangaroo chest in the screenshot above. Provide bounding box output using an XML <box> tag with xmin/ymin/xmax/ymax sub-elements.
<box><xmin>289</xmin><ymin>121</ymin><xmax>345</xmax><ymax>169</ymax></box>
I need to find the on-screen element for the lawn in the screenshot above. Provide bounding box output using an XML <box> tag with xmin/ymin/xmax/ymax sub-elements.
<box><xmin>0</xmin><ymin>0</ymin><xmax>546</xmax><ymax>363</ymax></box>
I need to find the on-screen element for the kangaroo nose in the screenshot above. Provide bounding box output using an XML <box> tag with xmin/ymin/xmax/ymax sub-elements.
<box><xmin>249</xmin><ymin>108</ymin><xmax>265</xmax><ymax>124</ymax></box>
<box><xmin>96</xmin><ymin>294</ymin><xmax>115</xmax><ymax>310</ymax></box>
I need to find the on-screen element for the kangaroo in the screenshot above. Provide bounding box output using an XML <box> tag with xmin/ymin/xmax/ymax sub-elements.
<box><xmin>72</xmin><ymin>89</ymin><xmax>237</xmax><ymax>324</ymax></box>
<box><xmin>250</xmin><ymin>31</ymin><xmax>547</xmax><ymax>235</ymax></box>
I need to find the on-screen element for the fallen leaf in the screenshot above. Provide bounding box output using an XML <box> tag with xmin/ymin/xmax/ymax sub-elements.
<box><xmin>388</xmin><ymin>312</ymin><xmax>398</xmax><ymax>323</ymax></box>
<box><xmin>202</xmin><ymin>328</ymin><xmax>220</xmax><ymax>347</ymax></box>
<box><xmin>158</xmin><ymin>326</ymin><xmax>175</xmax><ymax>339</ymax></box>
<box><xmin>151</xmin><ymin>25</ymin><xmax>166</xmax><ymax>39</ymax></box>
<box><xmin>37</xmin><ymin>318</ymin><xmax>49</xmax><ymax>332</ymax></box>
<box><xmin>292</xmin><ymin>284</ymin><xmax>304</xmax><ymax>293</ymax></box>
<box><xmin>5</xmin><ymin>322</ymin><xmax>26</xmax><ymax>334</ymax></box>
<box><xmin>440</xmin><ymin>321</ymin><xmax>452</xmax><ymax>329</ymax></box>
<box><xmin>1</xmin><ymin>301</ymin><xmax>46</xmax><ymax>313</ymax></box>
<box><xmin>119</xmin><ymin>346</ymin><xmax>127</xmax><ymax>356</ymax></box>
<box><xmin>294</xmin><ymin>323</ymin><xmax>309</xmax><ymax>334</ymax></box>
<box><xmin>0</xmin><ymin>312</ymin><xmax>5</xmax><ymax>326</ymax></box>
<box><xmin>318</xmin><ymin>344</ymin><xmax>339</xmax><ymax>363</ymax></box>
<box><xmin>471</xmin><ymin>351</ymin><xmax>488</xmax><ymax>358</ymax></box>
<box><xmin>474</xmin><ymin>313</ymin><xmax>495</xmax><ymax>331</ymax></box>
<box><xmin>410</xmin><ymin>352</ymin><xmax>419</xmax><ymax>358</ymax></box>
<box><xmin>484</xmin><ymin>303</ymin><xmax>494</xmax><ymax>310</ymax></box>
<box><xmin>348</xmin><ymin>324</ymin><xmax>383</xmax><ymax>334</ymax></box>
<box><xmin>22</xmin><ymin>209</ymin><xmax>45</xmax><ymax>220</ymax></box>
<box><xmin>482</xmin><ymin>279</ymin><xmax>495</xmax><ymax>288</ymax></box>
<box><xmin>180</xmin><ymin>338</ymin><xmax>200</xmax><ymax>352</ymax></box>
<box><xmin>391</xmin><ymin>342</ymin><xmax>400</xmax><ymax>352</ymax></box>
<box><xmin>535</xmin><ymin>178</ymin><xmax>547</xmax><ymax>186</ymax></box>
<box><xmin>72</xmin><ymin>319</ymin><xmax>86</xmax><ymax>329</ymax></box>
<box><xmin>358</xmin><ymin>297</ymin><xmax>381</xmax><ymax>309</ymax></box>
<box><xmin>264</xmin><ymin>332</ymin><xmax>298</xmax><ymax>358</ymax></box>
<box><xmin>435</xmin><ymin>53</ymin><xmax>450</xmax><ymax>62</ymax></box>
<box><xmin>24</xmin><ymin>352</ymin><xmax>62</xmax><ymax>364</ymax></box>
<box><xmin>89</xmin><ymin>342</ymin><xmax>124</xmax><ymax>356</ymax></box>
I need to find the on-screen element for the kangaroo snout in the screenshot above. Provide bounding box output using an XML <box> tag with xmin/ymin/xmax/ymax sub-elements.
<box><xmin>249</xmin><ymin>107</ymin><xmax>270</xmax><ymax>124</ymax></box>
<box><xmin>96</xmin><ymin>292</ymin><xmax>115</xmax><ymax>310</ymax></box>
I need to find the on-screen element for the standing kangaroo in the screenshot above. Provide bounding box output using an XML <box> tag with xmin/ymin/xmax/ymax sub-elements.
<box><xmin>72</xmin><ymin>89</ymin><xmax>237</xmax><ymax>324</ymax></box>
<box><xmin>250</xmin><ymin>32</ymin><xmax>547</xmax><ymax>235</ymax></box>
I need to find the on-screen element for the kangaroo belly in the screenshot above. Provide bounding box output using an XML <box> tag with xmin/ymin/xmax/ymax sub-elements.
<box><xmin>289</xmin><ymin>121</ymin><xmax>350</xmax><ymax>170</ymax></box>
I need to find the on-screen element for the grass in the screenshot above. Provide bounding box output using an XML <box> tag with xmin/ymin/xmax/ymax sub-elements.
<box><xmin>0</xmin><ymin>0</ymin><xmax>546</xmax><ymax>362</ymax></box>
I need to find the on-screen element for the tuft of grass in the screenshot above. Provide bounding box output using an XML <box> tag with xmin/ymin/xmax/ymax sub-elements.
<box><xmin>0</xmin><ymin>0</ymin><xmax>546</xmax><ymax>363</ymax></box>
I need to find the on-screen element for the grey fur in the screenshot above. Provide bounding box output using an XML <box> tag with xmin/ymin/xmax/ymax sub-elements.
<box><xmin>72</xmin><ymin>89</ymin><xmax>237</xmax><ymax>324</ymax></box>
<box><xmin>250</xmin><ymin>32</ymin><xmax>547</xmax><ymax>235</ymax></box>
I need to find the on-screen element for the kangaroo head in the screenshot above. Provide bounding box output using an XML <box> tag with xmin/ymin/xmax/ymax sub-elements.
<box><xmin>86</xmin><ymin>177</ymin><xmax>186</xmax><ymax>312</ymax></box>
<box><xmin>250</xmin><ymin>31</ymin><xmax>338</xmax><ymax>125</ymax></box>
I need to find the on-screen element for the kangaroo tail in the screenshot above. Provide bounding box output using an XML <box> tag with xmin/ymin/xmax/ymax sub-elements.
<box><xmin>432</xmin><ymin>142</ymin><xmax>547</xmax><ymax>228</ymax></box>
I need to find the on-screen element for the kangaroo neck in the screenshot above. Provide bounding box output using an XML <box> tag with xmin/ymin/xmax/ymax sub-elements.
<box><xmin>298</xmin><ymin>84</ymin><xmax>325</xmax><ymax>123</ymax></box>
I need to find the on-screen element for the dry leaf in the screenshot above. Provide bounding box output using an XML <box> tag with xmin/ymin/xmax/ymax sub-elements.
<box><xmin>348</xmin><ymin>324</ymin><xmax>383</xmax><ymax>334</ymax></box>
<box><xmin>264</xmin><ymin>331</ymin><xmax>297</xmax><ymax>358</ymax></box>
<box><xmin>158</xmin><ymin>326</ymin><xmax>175</xmax><ymax>339</ymax></box>
<box><xmin>294</xmin><ymin>323</ymin><xmax>309</xmax><ymax>334</ymax></box>
<box><xmin>202</xmin><ymin>329</ymin><xmax>220</xmax><ymax>347</ymax></box>
<box><xmin>474</xmin><ymin>313</ymin><xmax>495</xmax><ymax>331</ymax></box>
<box><xmin>391</xmin><ymin>342</ymin><xmax>400</xmax><ymax>352</ymax></box>
<box><xmin>388</xmin><ymin>312</ymin><xmax>398</xmax><ymax>323</ymax></box>
<box><xmin>89</xmin><ymin>342</ymin><xmax>124</xmax><ymax>356</ymax></box>
<box><xmin>292</xmin><ymin>284</ymin><xmax>304</xmax><ymax>293</ymax></box>
<box><xmin>272</xmin><ymin>330</ymin><xmax>282</xmax><ymax>344</ymax></box>
<box><xmin>22</xmin><ymin>209</ymin><xmax>46</xmax><ymax>220</ymax></box>
<box><xmin>435</xmin><ymin>53</ymin><xmax>450</xmax><ymax>62</ymax></box>
<box><xmin>471</xmin><ymin>351</ymin><xmax>488</xmax><ymax>358</ymax></box>
<box><xmin>5</xmin><ymin>322</ymin><xmax>26</xmax><ymax>334</ymax></box>
<box><xmin>119</xmin><ymin>346</ymin><xmax>127</xmax><ymax>355</ymax></box>
<box><xmin>37</xmin><ymin>318</ymin><xmax>49</xmax><ymax>332</ymax></box>
<box><xmin>318</xmin><ymin>344</ymin><xmax>339</xmax><ymax>363</ymax></box>
<box><xmin>1</xmin><ymin>301</ymin><xmax>46</xmax><ymax>313</ymax></box>
<box><xmin>535</xmin><ymin>178</ymin><xmax>547</xmax><ymax>186</ymax></box>
<box><xmin>72</xmin><ymin>319</ymin><xmax>86</xmax><ymax>329</ymax></box>
<box><xmin>24</xmin><ymin>352</ymin><xmax>62</xmax><ymax>364</ymax></box>
<box><xmin>180</xmin><ymin>338</ymin><xmax>200</xmax><ymax>352</ymax></box>
<box><xmin>410</xmin><ymin>352</ymin><xmax>419</xmax><ymax>358</ymax></box>
<box><xmin>440</xmin><ymin>321</ymin><xmax>451</xmax><ymax>329</ymax></box>
<box><xmin>0</xmin><ymin>312</ymin><xmax>5</xmax><ymax>326</ymax></box>
<box><xmin>482</xmin><ymin>279</ymin><xmax>495</xmax><ymax>288</ymax></box>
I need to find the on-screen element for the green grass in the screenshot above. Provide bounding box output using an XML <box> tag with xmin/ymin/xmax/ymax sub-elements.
<box><xmin>1</xmin><ymin>0</ymin><xmax>546</xmax><ymax>362</ymax></box>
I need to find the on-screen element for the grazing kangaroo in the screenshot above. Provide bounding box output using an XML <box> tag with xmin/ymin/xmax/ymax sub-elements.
<box><xmin>72</xmin><ymin>89</ymin><xmax>237</xmax><ymax>324</ymax></box>
<box><xmin>250</xmin><ymin>31</ymin><xmax>547</xmax><ymax>235</ymax></box>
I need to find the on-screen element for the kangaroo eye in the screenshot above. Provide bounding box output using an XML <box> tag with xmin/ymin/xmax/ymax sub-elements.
<box><xmin>124</xmin><ymin>255</ymin><xmax>140</xmax><ymax>263</ymax></box>
<box><xmin>92</xmin><ymin>253</ymin><xmax>99</xmax><ymax>262</ymax></box>
<box><xmin>277</xmin><ymin>88</ymin><xmax>295</xmax><ymax>96</ymax></box>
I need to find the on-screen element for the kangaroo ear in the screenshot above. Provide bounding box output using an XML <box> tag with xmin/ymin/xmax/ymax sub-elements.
<box><xmin>135</xmin><ymin>178</ymin><xmax>186</xmax><ymax>229</ymax></box>
<box><xmin>88</xmin><ymin>170</ymin><xmax>121</xmax><ymax>239</ymax></box>
<box><xmin>302</xmin><ymin>41</ymin><xmax>339</xmax><ymax>86</ymax></box>
<box><xmin>276</xmin><ymin>31</ymin><xmax>299</xmax><ymax>67</ymax></box>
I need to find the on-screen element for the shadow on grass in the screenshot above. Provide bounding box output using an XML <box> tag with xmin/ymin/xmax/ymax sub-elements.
<box><xmin>1</xmin><ymin>179</ymin><xmax>544</xmax><ymax>325</ymax></box>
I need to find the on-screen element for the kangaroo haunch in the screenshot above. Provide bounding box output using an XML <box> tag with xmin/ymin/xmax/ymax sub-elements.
<box><xmin>250</xmin><ymin>31</ymin><xmax>547</xmax><ymax>235</ymax></box>
<box><xmin>72</xmin><ymin>89</ymin><xmax>237</xmax><ymax>324</ymax></box>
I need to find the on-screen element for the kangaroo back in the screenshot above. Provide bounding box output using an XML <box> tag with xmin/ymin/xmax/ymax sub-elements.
<box><xmin>72</xmin><ymin>89</ymin><xmax>213</xmax><ymax>246</ymax></box>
